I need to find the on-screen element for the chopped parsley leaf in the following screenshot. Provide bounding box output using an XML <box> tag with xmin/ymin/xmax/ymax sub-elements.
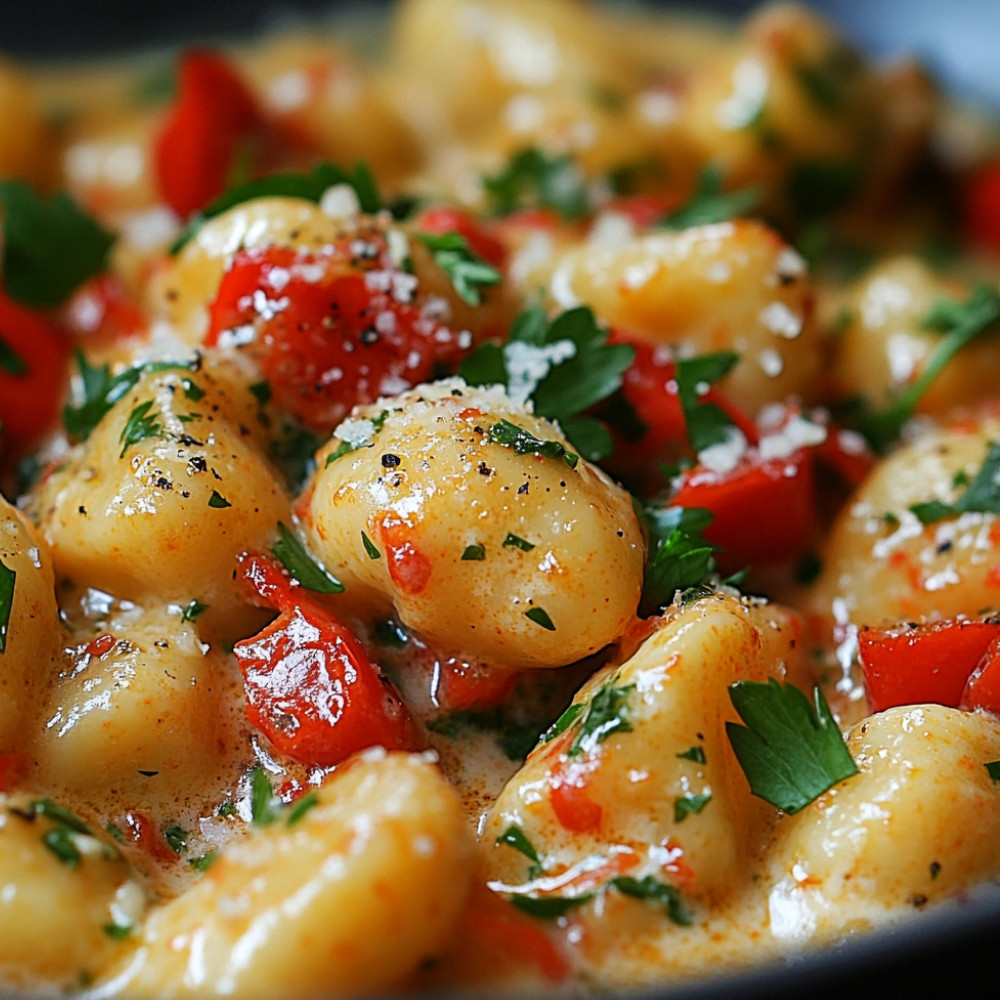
<box><xmin>488</xmin><ymin>419</ymin><xmax>578</xmax><ymax>469</ymax></box>
<box><xmin>459</xmin><ymin>305</ymin><xmax>634</xmax><ymax>462</ymax></box>
<box><xmin>502</xmin><ymin>533</ymin><xmax>535</xmax><ymax>552</ymax></box>
<box><xmin>249</xmin><ymin>766</ymin><xmax>280</xmax><ymax>827</ymax></box>
<box><xmin>218</xmin><ymin>800</ymin><xmax>236</xmax><ymax>818</ymax></box>
<box><xmin>507</xmin><ymin>893</ymin><xmax>592</xmax><ymax>919</ymax></box>
<box><xmin>180</xmin><ymin>599</ymin><xmax>208</xmax><ymax>623</ymax></box>
<box><xmin>726</xmin><ymin>678</ymin><xmax>857</xmax><ymax>814</ymax></box>
<box><xmin>105</xmin><ymin>822</ymin><xmax>124</xmax><ymax>842</ymax></box>
<box><xmin>461</xmin><ymin>543</ymin><xmax>486</xmax><ymax>561</ymax></box>
<box><xmin>102</xmin><ymin>922</ymin><xmax>133</xmax><ymax>941</ymax></box>
<box><xmin>29</xmin><ymin>799</ymin><xmax>91</xmax><ymax>834</ymax></box>
<box><xmin>361</xmin><ymin>531</ymin><xmax>381</xmax><ymax>560</ymax></box>
<box><xmin>0</xmin><ymin>557</ymin><xmax>14</xmax><ymax>653</ymax></box>
<box><xmin>189</xmin><ymin>851</ymin><xmax>217</xmax><ymax>872</ymax></box>
<box><xmin>568</xmin><ymin>678</ymin><xmax>635</xmax><ymax>757</ymax></box>
<box><xmin>272</xmin><ymin>522</ymin><xmax>344</xmax><ymax>594</ymax></box>
<box><xmin>495</xmin><ymin>825</ymin><xmax>540</xmax><ymax>865</ymax></box>
<box><xmin>909</xmin><ymin>441</ymin><xmax>1000</xmax><ymax>525</ymax></box>
<box><xmin>482</xmin><ymin>147</ymin><xmax>590</xmax><ymax>220</ymax></box>
<box><xmin>181</xmin><ymin>378</ymin><xmax>204</xmax><ymax>401</ymax></box>
<box><xmin>610</xmin><ymin>875</ymin><xmax>692</xmax><ymax>926</ymax></box>
<box><xmin>986</xmin><ymin>760</ymin><xmax>1000</xmax><ymax>782</ymax></box>
<box><xmin>540</xmin><ymin>701</ymin><xmax>585</xmax><ymax>743</ymax></box>
<box><xmin>677</xmin><ymin>745</ymin><xmax>706</xmax><ymax>764</ymax></box>
<box><xmin>675</xmin><ymin>351</ymin><xmax>740</xmax><ymax>453</ymax></box>
<box><xmin>42</xmin><ymin>828</ymin><xmax>81</xmax><ymax>867</ymax></box>
<box><xmin>641</xmin><ymin>505</ymin><xmax>719</xmax><ymax>615</ymax></box>
<box><xmin>0</xmin><ymin>335</ymin><xmax>27</xmax><ymax>376</ymax></box>
<box><xmin>285</xmin><ymin>792</ymin><xmax>319</xmax><ymax>827</ymax></box>
<box><xmin>208</xmin><ymin>490</ymin><xmax>231</xmax><ymax>509</ymax></box>
<box><xmin>118</xmin><ymin>400</ymin><xmax>163</xmax><ymax>458</ymax></box>
<box><xmin>673</xmin><ymin>793</ymin><xmax>712</xmax><ymax>823</ymax></box>
<box><xmin>525</xmin><ymin>606</ymin><xmax>556</xmax><ymax>631</ymax></box>
<box><xmin>0</xmin><ymin>180</ymin><xmax>114</xmax><ymax>307</ymax></box>
<box><xmin>163</xmin><ymin>826</ymin><xmax>187</xmax><ymax>854</ymax></box>
<box><xmin>860</xmin><ymin>286</ymin><xmax>1000</xmax><ymax>451</ymax></box>
<box><xmin>249</xmin><ymin>380</ymin><xmax>271</xmax><ymax>406</ymax></box>
<box><xmin>414</xmin><ymin>231</ymin><xmax>502</xmax><ymax>306</ymax></box>
<box><xmin>425</xmin><ymin>707</ymin><xmax>542</xmax><ymax>762</ymax></box>
<box><xmin>661</xmin><ymin>166</ymin><xmax>758</xmax><ymax>230</ymax></box>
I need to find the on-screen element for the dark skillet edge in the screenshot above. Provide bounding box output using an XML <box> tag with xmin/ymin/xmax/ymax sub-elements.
<box><xmin>1</xmin><ymin>1</ymin><xmax>1000</xmax><ymax>999</ymax></box>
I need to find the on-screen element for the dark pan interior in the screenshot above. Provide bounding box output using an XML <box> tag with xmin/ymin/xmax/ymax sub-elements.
<box><xmin>2</xmin><ymin>1</ymin><xmax>1000</xmax><ymax>998</ymax></box>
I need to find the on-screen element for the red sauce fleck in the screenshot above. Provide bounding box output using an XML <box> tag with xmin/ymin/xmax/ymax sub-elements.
<box><xmin>377</xmin><ymin>514</ymin><xmax>433</xmax><ymax>595</ymax></box>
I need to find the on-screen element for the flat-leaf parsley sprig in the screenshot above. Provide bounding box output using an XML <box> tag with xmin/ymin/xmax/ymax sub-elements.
<box><xmin>459</xmin><ymin>305</ymin><xmax>635</xmax><ymax>462</ymax></box>
<box><xmin>726</xmin><ymin>678</ymin><xmax>857</xmax><ymax>814</ymax></box>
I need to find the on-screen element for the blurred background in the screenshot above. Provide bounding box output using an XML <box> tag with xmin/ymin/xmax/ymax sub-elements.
<box><xmin>3</xmin><ymin>0</ymin><xmax>1000</xmax><ymax>106</ymax></box>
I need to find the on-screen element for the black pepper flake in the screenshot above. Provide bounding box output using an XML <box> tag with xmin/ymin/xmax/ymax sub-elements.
<box><xmin>517</xmin><ymin>482</ymin><xmax>529</xmax><ymax>495</ymax></box>
<box><xmin>381</xmin><ymin>453</ymin><xmax>402</xmax><ymax>469</ymax></box>
<box><xmin>137</xmin><ymin>770</ymin><xmax>159</xmax><ymax>777</ymax></box>
<box><xmin>936</xmin><ymin>539</ymin><xmax>954</xmax><ymax>555</ymax></box>
<box><xmin>188</xmin><ymin>456</ymin><xmax>208</xmax><ymax>474</ymax></box>
<box><xmin>478</xmin><ymin>461</ymin><xmax>493</xmax><ymax>477</ymax></box>
<box><xmin>359</xmin><ymin>328</ymin><xmax>379</xmax><ymax>346</ymax></box>
<box><xmin>154</xmin><ymin>477</ymin><xmax>173</xmax><ymax>491</ymax></box>
<box><xmin>78</xmin><ymin>505</ymin><xmax>87</xmax><ymax>515</ymax></box>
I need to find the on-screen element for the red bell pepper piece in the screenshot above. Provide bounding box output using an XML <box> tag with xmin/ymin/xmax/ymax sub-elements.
<box><xmin>234</xmin><ymin>552</ymin><xmax>416</xmax><ymax>767</ymax></box>
<box><xmin>962</xmin><ymin>157</ymin><xmax>1000</xmax><ymax>254</ymax></box>
<box><xmin>154</xmin><ymin>50</ymin><xmax>261</xmax><ymax>219</ymax></box>
<box><xmin>0</xmin><ymin>286</ymin><xmax>69</xmax><ymax>452</ymax></box>
<box><xmin>670</xmin><ymin>446</ymin><xmax>815</xmax><ymax>573</ymax></box>
<box><xmin>206</xmin><ymin>244</ymin><xmax>477</xmax><ymax>433</ymax></box>
<box><xmin>858</xmin><ymin>616</ymin><xmax>1000</xmax><ymax>714</ymax></box>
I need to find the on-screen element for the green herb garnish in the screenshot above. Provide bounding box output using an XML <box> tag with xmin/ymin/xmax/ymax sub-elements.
<box><xmin>208</xmin><ymin>490</ymin><xmax>231</xmax><ymax>509</ymax></box>
<box><xmin>181</xmin><ymin>599</ymin><xmax>208</xmax><ymax>623</ymax></box>
<box><xmin>0</xmin><ymin>180</ymin><xmax>114</xmax><ymax>307</ymax></box>
<box><xmin>461</xmin><ymin>543</ymin><xmax>486</xmax><ymax>561</ymax></box>
<box><xmin>861</xmin><ymin>286</ymin><xmax>1000</xmax><ymax>451</ymax></box>
<box><xmin>726</xmin><ymin>679</ymin><xmax>857</xmax><ymax>814</ymax></box>
<box><xmin>361</xmin><ymin>531</ymin><xmax>381</xmax><ymax>560</ymax></box>
<box><xmin>249</xmin><ymin>766</ymin><xmax>280</xmax><ymax>827</ymax></box>
<box><xmin>661</xmin><ymin>166</ymin><xmax>758</xmax><ymax>230</ymax></box>
<box><xmin>641</xmin><ymin>505</ymin><xmax>719</xmax><ymax>614</ymax></box>
<box><xmin>675</xmin><ymin>351</ymin><xmax>740</xmax><ymax>453</ymax></box>
<box><xmin>495</xmin><ymin>825</ymin><xmax>541</xmax><ymax>865</ymax></box>
<box><xmin>503</xmin><ymin>533</ymin><xmax>535</xmax><ymax>552</ymax></box>
<box><xmin>909</xmin><ymin>442</ymin><xmax>1000</xmax><ymax>525</ymax></box>
<box><xmin>0</xmin><ymin>335</ymin><xmax>27</xmax><ymax>376</ymax></box>
<box><xmin>285</xmin><ymin>792</ymin><xmax>319</xmax><ymax>827</ymax></box>
<box><xmin>414</xmin><ymin>231</ymin><xmax>501</xmax><ymax>306</ymax></box>
<box><xmin>986</xmin><ymin>760</ymin><xmax>1000</xmax><ymax>782</ymax></box>
<box><xmin>610</xmin><ymin>875</ymin><xmax>691</xmax><ymax>926</ymax></box>
<box><xmin>0</xmin><ymin>557</ymin><xmax>13</xmax><ymax>653</ymax></box>
<box><xmin>460</xmin><ymin>305</ymin><xmax>634</xmax><ymax>462</ymax></box>
<box><xmin>488</xmin><ymin>419</ymin><xmax>578</xmax><ymax>469</ymax></box>
<box><xmin>482</xmin><ymin>147</ymin><xmax>590</xmax><ymax>219</ymax></box>
<box><xmin>118</xmin><ymin>400</ymin><xmax>163</xmax><ymax>458</ymax></box>
<box><xmin>673</xmin><ymin>793</ymin><xmax>712</xmax><ymax>823</ymax></box>
<box><xmin>272</xmin><ymin>522</ymin><xmax>344</xmax><ymax>594</ymax></box>
<box><xmin>42</xmin><ymin>828</ymin><xmax>82</xmax><ymax>867</ymax></box>
<box><xmin>677</xmin><ymin>746</ymin><xmax>706</xmax><ymax>764</ymax></box>
<box><xmin>569</xmin><ymin>679</ymin><xmax>634</xmax><ymax>757</ymax></box>
<box><xmin>525</xmin><ymin>606</ymin><xmax>556</xmax><ymax>631</ymax></box>
<box><xmin>189</xmin><ymin>851</ymin><xmax>217</xmax><ymax>872</ymax></box>
<box><xmin>102</xmin><ymin>922</ymin><xmax>133</xmax><ymax>940</ymax></box>
<box><xmin>163</xmin><ymin>826</ymin><xmax>187</xmax><ymax>854</ymax></box>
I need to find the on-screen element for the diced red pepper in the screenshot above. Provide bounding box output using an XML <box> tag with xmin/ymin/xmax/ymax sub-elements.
<box><xmin>154</xmin><ymin>50</ymin><xmax>261</xmax><ymax>219</ymax></box>
<box><xmin>962</xmin><ymin>157</ymin><xmax>1000</xmax><ymax>254</ymax></box>
<box><xmin>234</xmin><ymin>552</ymin><xmax>416</xmax><ymax>767</ymax></box>
<box><xmin>0</xmin><ymin>286</ymin><xmax>69</xmax><ymax>451</ymax></box>
<box><xmin>858</xmin><ymin>616</ymin><xmax>1000</xmax><ymax>714</ymax></box>
<box><xmin>205</xmin><ymin>244</ymin><xmax>477</xmax><ymax>434</ymax></box>
<box><xmin>961</xmin><ymin>636</ymin><xmax>1000</xmax><ymax>715</ymax></box>
<box><xmin>601</xmin><ymin>333</ymin><xmax>758</xmax><ymax>496</ymax></box>
<box><xmin>670</xmin><ymin>447</ymin><xmax>815</xmax><ymax>573</ymax></box>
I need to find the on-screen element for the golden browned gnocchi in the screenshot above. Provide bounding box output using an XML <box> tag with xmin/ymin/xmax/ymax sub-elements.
<box><xmin>1</xmin><ymin>0</ymin><xmax>1000</xmax><ymax>996</ymax></box>
<box><xmin>303</xmin><ymin>379</ymin><xmax>644</xmax><ymax>668</ymax></box>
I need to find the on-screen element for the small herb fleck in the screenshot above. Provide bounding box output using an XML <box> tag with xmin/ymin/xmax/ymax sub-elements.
<box><xmin>180</xmin><ymin>599</ymin><xmax>207</xmax><ymax>623</ymax></box>
<box><xmin>462</xmin><ymin>543</ymin><xmax>486</xmax><ymax>561</ymax></box>
<box><xmin>525</xmin><ymin>606</ymin><xmax>556</xmax><ymax>631</ymax></box>
<box><xmin>285</xmin><ymin>792</ymin><xmax>319</xmax><ymax>827</ymax></box>
<box><xmin>676</xmin><ymin>746</ymin><xmax>706</xmax><ymax>764</ymax></box>
<box><xmin>361</xmin><ymin>531</ymin><xmax>381</xmax><ymax>560</ymax></box>
<box><xmin>208</xmin><ymin>490</ymin><xmax>231</xmax><ymax>509</ymax></box>
<box><xmin>272</xmin><ymin>522</ymin><xmax>344</xmax><ymax>594</ymax></box>
<box><xmin>674</xmin><ymin>793</ymin><xmax>712</xmax><ymax>823</ymax></box>
<box><xmin>503</xmin><ymin>533</ymin><xmax>535</xmax><ymax>552</ymax></box>
<box><xmin>119</xmin><ymin>399</ymin><xmax>163</xmax><ymax>458</ymax></box>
